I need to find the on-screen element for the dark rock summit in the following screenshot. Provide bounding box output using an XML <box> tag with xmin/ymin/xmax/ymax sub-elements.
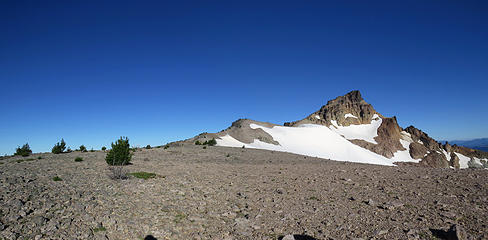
<box><xmin>285</xmin><ymin>90</ymin><xmax>381</xmax><ymax>127</ymax></box>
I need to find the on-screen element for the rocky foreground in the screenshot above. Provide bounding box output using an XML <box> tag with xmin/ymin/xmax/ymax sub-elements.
<box><xmin>1</xmin><ymin>146</ymin><xmax>487</xmax><ymax>240</ymax></box>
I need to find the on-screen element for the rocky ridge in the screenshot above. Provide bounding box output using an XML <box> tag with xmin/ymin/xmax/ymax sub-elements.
<box><xmin>183</xmin><ymin>91</ymin><xmax>488</xmax><ymax>169</ymax></box>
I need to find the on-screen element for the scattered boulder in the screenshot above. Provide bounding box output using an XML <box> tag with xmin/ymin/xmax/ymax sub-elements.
<box><xmin>420</xmin><ymin>152</ymin><xmax>449</xmax><ymax>168</ymax></box>
<box><xmin>448</xmin><ymin>224</ymin><xmax>467</xmax><ymax>240</ymax></box>
<box><xmin>409</xmin><ymin>142</ymin><xmax>428</xmax><ymax>160</ymax></box>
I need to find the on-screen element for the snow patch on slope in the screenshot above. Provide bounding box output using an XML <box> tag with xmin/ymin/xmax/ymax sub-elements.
<box><xmin>314</xmin><ymin>115</ymin><xmax>321</xmax><ymax>120</ymax></box>
<box><xmin>441</xmin><ymin>149</ymin><xmax>450</xmax><ymax>161</ymax></box>
<box><xmin>455</xmin><ymin>152</ymin><xmax>471</xmax><ymax>169</ymax></box>
<box><xmin>329</xmin><ymin>118</ymin><xmax>382</xmax><ymax>144</ymax></box>
<box><xmin>344</xmin><ymin>113</ymin><xmax>358</xmax><ymax>119</ymax></box>
<box><xmin>390</xmin><ymin>138</ymin><xmax>419</xmax><ymax>162</ymax></box>
<box><xmin>217</xmin><ymin>123</ymin><xmax>421</xmax><ymax>166</ymax></box>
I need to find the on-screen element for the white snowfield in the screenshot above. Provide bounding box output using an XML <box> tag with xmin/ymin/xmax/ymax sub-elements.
<box><xmin>455</xmin><ymin>152</ymin><xmax>471</xmax><ymax>169</ymax></box>
<box><xmin>215</xmin><ymin>120</ymin><xmax>476</xmax><ymax>168</ymax></box>
<box><xmin>330</xmin><ymin>118</ymin><xmax>381</xmax><ymax>144</ymax></box>
<box><xmin>218</xmin><ymin>120</ymin><xmax>405</xmax><ymax>166</ymax></box>
<box><xmin>344</xmin><ymin>113</ymin><xmax>358</xmax><ymax>119</ymax></box>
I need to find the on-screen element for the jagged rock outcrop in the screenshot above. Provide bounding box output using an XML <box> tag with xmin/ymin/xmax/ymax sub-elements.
<box><xmin>450</xmin><ymin>145</ymin><xmax>488</xmax><ymax>159</ymax></box>
<box><xmin>421</xmin><ymin>152</ymin><xmax>449</xmax><ymax>168</ymax></box>
<box><xmin>450</xmin><ymin>152</ymin><xmax>460</xmax><ymax>169</ymax></box>
<box><xmin>409</xmin><ymin>142</ymin><xmax>428</xmax><ymax>160</ymax></box>
<box><xmin>404</xmin><ymin>126</ymin><xmax>442</xmax><ymax>152</ymax></box>
<box><xmin>285</xmin><ymin>90</ymin><xmax>382</xmax><ymax>127</ymax></box>
<box><xmin>348</xmin><ymin>117</ymin><xmax>405</xmax><ymax>158</ymax></box>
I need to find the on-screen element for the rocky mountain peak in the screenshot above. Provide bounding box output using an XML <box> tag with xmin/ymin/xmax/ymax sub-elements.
<box><xmin>285</xmin><ymin>90</ymin><xmax>381</xmax><ymax>127</ymax></box>
<box><xmin>326</xmin><ymin>90</ymin><xmax>364</xmax><ymax>105</ymax></box>
<box><xmin>181</xmin><ymin>90</ymin><xmax>488</xmax><ymax>169</ymax></box>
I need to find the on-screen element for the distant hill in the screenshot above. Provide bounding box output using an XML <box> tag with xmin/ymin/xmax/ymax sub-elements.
<box><xmin>442</xmin><ymin>138</ymin><xmax>488</xmax><ymax>152</ymax></box>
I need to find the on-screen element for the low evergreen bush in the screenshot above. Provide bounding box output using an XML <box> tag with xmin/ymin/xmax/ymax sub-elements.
<box><xmin>105</xmin><ymin>137</ymin><xmax>132</xmax><ymax>166</ymax></box>
<box><xmin>15</xmin><ymin>143</ymin><xmax>32</xmax><ymax>157</ymax></box>
<box><xmin>79</xmin><ymin>145</ymin><xmax>87</xmax><ymax>152</ymax></box>
<box><xmin>52</xmin><ymin>139</ymin><xmax>66</xmax><ymax>154</ymax></box>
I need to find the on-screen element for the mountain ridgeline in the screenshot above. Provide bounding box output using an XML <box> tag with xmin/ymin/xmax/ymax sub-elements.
<box><xmin>176</xmin><ymin>91</ymin><xmax>488</xmax><ymax>169</ymax></box>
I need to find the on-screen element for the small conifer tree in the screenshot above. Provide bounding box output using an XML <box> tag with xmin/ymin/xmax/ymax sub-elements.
<box><xmin>79</xmin><ymin>145</ymin><xmax>87</xmax><ymax>152</ymax></box>
<box><xmin>15</xmin><ymin>143</ymin><xmax>32</xmax><ymax>157</ymax></box>
<box><xmin>52</xmin><ymin>139</ymin><xmax>66</xmax><ymax>154</ymax></box>
<box><xmin>105</xmin><ymin>137</ymin><xmax>132</xmax><ymax>166</ymax></box>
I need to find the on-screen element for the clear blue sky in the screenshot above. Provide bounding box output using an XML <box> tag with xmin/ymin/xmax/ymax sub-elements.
<box><xmin>1</xmin><ymin>1</ymin><xmax>487</xmax><ymax>155</ymax></box>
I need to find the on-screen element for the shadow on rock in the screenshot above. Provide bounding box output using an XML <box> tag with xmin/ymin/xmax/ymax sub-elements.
<box><xmin>278</xmin><ymin>234</ymin><xmax>318</xmax><ymax>240</ymax></box>
<box><xmin>430</xmin><ymin>224</ymin><xmax>467</xmax><ymax>240</ymax></box>
<box><xmin>144</xmin><ymin>235</ymin><xmax>157</xmax><ymax>240</ymax></box>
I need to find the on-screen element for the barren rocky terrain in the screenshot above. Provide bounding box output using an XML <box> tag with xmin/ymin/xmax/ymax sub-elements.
<box><xmin>1</xmin><ymin>145</ymin><xmax>487</xmax><ymax>240</ymax></box>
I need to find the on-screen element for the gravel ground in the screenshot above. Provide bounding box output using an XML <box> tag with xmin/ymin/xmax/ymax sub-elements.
<box><xmin>0</xmin><ymin>145</ymin><xmax>487</xmax><ymax>240</ymax></box>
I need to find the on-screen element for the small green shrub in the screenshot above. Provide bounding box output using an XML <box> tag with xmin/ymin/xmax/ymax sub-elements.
<box><xmin>93</xmin><ymin>226</ymin><xmax>106</xmax><ymax>232</ymax></box>
<box><xmin>208</xmin><ymin>139</ymin><xmax>217</xmax><ymax>146</ymax></box>
<box><xmin>37</xmin><ymin>156</ymin><xmax>42</xmax><ymax>159</ymax></box>
<box><xmin>90</xmin><ymin>148</ymin><xmax>94</xmax><ymax>152</ymax></box>
<box><xmin>75</xmin><ymin>157</ymin><xmax>83</xmax><ymax>162</ymax></box>
<box><xmin>164</xmin><ymin>145</ymin><xmax>169</xmax><ymax>149</ymax></box>
<box><xmin>79</xmin><ymin>145</ymin><xmax>87</xmax><ymax>152</ymax></box>
<box><xmin>52</xmin><ymin>139</ymin><xmax>66</xmax><ymax>154</ymax></box>
<box><xmin>53</xmin><ymin>176</ymin><xmax>62</xmax><ymax>181</ymax></box>
<box><xmin>145</xmin><ymin>145</ymin><xmax>151</xmax><ymax>149</ymax></box>
<box><xmin>202</xmin><ymin>146</ymin><xmax>207</xmax><ymax>149</ymax></box>
<box><xmin>101</xmin><ymin>146</ymin><xmax>106</xmax><ymax>151</ymax></box>
<box><xmin>174</xmin><ymin>213</ymin><xmax>186</xmax><ymax>223</ymax></box>
<box><xmin>226</xmin><ymin>154</ymin><xmax>230</xmax><ymax>157</ymax></box>
<box><xmin>195</xmin><ymin>141</ymin><xmax>201</xmax><ymax>145</ymax></box>
<box><xmin>105</xmin><ymin>137</ymin><xmax>132</xmax><ymax>166</ymax></box>
<box><xmin>15</xmin><ymin>143</ymin><xmax>32</xmax><ymax>157</ymax></box>
<box><xmin>16</xmin><ymin>158</ymin><xmax>35</xmax><ymax>163</ymax></box>
<box><xmin>203</xmin><ymin>139</ymin><xmax>217</xmax><ymax>146</ymax></box>
<box><xmin>129</xmin><ymin>172</ymin><xmax>157</xmax><ymax>180</ymax></box>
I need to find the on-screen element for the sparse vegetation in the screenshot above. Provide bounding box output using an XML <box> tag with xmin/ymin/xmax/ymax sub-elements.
<box><xmin>164</xmin><ymin>145</ymin><xmax>169</xmax><ymax>149</ymax></box>
<box><xmin>37</xmin><ymin>156</ymin><xmax>43</xmax><ymax>159</ymax></box>
<box><xmin>129</xmin><ymin>172</ymin><xmax>157</xmax><ymax>180</ymax></box>
<box><xmin>145</xmin><ymin>145</ymin><xmax>151</xmax><ymax>149</ymax></box>
<box><xmin>16</xmin><ymin>158</ymin><xmax>35</xmax><ymax>163</ymax></box>
<box><xmin>79</xmin><ymin>145</ymin><xmax>87</xmax><ymax>152</ymax></box>
<box><xmin>106</xmin><ymin>137</ymin><xmax>132</xmax><ymax>180</ymax></box>
<box><xmin>90</xmin><ymin>148</ymin><xmax>94</xmax><ymax>152</ymax></box>
<box><xmin>15</xmin><ymin>143</ymin><xmax>32</xmax><ymax>157</ymax></box>
<box><xmin>309</xmin><ymin>196</ymin><xmax>319</xmax><ymax>201</ymax></box>
<box><xmin>93</xmin><ymin>226</ymin><xmax>106</xmax><ymax>232</ymax></box>
<box><xmin>174</xmin><ymin>213</ymin><xmax>186</xmax><ymax>223</ymax></box>
<box><xmin>105</xmin><ymin>137</ymin><xmax>132</xmax><ymax>166</ymax></box>
<box><xmin>52</xmin><ymin>176</ymin><xmax>62</xmax><ymax>181</ymax></box>
<box><xmin>203</xmin><ymin>146</ymin><xmax>207</xmax><ymax>149</ymax></box>
<box><xmin>75</xmin><ymin>157</ymin><xmax>83</xmax><ymax>162</ymax></box>
<box><xmin>66</xmin><ymin>147</ymin><xmax>72</xmax><ymax>153</ymax></box>
<box><xmin>202</xmin><ymin>139</ymin><xmax>217</xmax><ymax>146</ymax></box>
<box><xmin>195</xmin><ymin>140</ymin><xmax>202</xmax><ymax>145</ymax></box>
<box><xmin>52</xmin><ymin>139</ymin><xmax>66</xmax><ymax>154</ymax></box>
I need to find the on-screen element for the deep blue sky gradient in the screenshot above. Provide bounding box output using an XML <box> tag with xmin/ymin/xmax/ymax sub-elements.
<box><xmin>1</xmin><ymin>1</ymin><xmax>487</xmax><ymax>155</ymax></box>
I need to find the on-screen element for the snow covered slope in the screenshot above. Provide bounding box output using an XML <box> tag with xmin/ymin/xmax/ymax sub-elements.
<box><xmin>183</xmin><ymin>91</ymin><xmax>488</xmax><ymax>169</ymax></box>
<box><xmin>217</xmin><ymin>122</ymin><xmax>417</xmax><ymax>166</ymax></box>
